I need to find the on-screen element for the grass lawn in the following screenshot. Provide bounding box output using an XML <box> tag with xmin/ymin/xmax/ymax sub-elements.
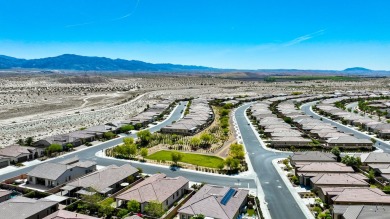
<box><xmin>146</xmin><ymin>150</ymin><xmax>224</xmax><ymax>168</ymax></box>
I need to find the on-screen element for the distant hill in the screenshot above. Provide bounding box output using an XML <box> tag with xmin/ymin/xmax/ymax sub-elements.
<box><xmin>344</xmin><ymin>67</ymin><xmax>372</xmax><ymax>72</ymax></box>
<box><xmin>0</xmin><ymin>54</ymin><xmax>215</xmax><ymax>72</ymax></box>
<box><xmin>0</xmin><ymin>54</ymin><xmax>388</xmax><ymax>76</ymax></box>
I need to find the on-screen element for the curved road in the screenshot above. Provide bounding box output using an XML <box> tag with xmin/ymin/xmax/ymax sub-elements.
<box><xmin>0</xmin><ymin>101</ymin><xmax>255</xmax><ymax>188</ymax></box>
<box><xmin>235</xmin><ymin>104</ymin><xmax>308</xmax><ymax>219</ymax></box>
<box><xmin>0</xmin><ymin>100</ymin><xmax>316</xmax><ymax>219</ymax></box>
<box><xmin>301</xmin><ymin>101</ymin><xmax>390</xmax><ymax>153</ymax></box>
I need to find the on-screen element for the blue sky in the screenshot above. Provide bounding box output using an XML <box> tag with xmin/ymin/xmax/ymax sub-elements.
<box><xmin>0</xmin><ymin>0</ymin><xmax>389</xmax><ymax>70</ymax></box>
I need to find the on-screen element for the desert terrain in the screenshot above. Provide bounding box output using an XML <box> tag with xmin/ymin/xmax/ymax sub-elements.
<box><xmin>0</xmin><ymin>73</ymin><xmax>388</xmax><ymax>147</ymax></box>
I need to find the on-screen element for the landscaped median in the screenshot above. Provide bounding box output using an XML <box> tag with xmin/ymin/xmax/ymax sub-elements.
<box><xmin>105</xmin><ymin>101</ymin><xmax>249</xmax><ymax>175</ymax></box>
<box><xmin>105</xmin><ymin>134</ymin><xmax>248</xmax><ymax>174</ymax></box>
<box><xmin>146</xmin><ymin>150</ymin><xmax>225</xmax><ymax>168</ymax></box>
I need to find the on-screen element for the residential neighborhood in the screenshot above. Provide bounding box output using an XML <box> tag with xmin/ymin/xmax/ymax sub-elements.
<box><xmin>1</xmin><ymin>73</ymin><xmax>390</xmax><ymax>219</ymax></box>
<box><xmin>161</xmin><ymin>99</ymin><xmax>214</xmax><ymax>135</ymax></box>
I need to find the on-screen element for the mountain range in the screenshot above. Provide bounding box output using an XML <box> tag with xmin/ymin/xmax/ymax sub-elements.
<box><xmin>0</xmin><ymin>54</ymin><xmax>387</xmax><ymax>76</ymax></box>
<box><xmin>0</xmin><ymin>54</ymin><xmax>215</xmax><ymax>72</ymax></box>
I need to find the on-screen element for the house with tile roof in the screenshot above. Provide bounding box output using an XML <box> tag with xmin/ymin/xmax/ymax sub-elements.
<box><xmin>0</xmin><ymin>196</ymin><xmax>58</xmax><ymax>219</ymax></box>
<box><xmin>327</xmin><ymin>136</ymin><xmax>373</xmax><ymax>149</ymax></box>
<box><xmin>43</xmin><ymin>209</ymin><xmax>100</xmax><ymax>219</ymax></box>
<box><xmin>358</xmin><ymin>152</ymin><xmax>390</xmax><ymax>166</ymax></box>
<box><xmin>0</xmin><ymin>156</ymin><xmax>10</xmax><ymax>168</ymax></box>
<box><xmin>295</xmin><ymin>162</ymin><xmax>354</xmax><ymax>186</ymax></box>
<box><xmin>318</xmin><ymin>187</ymin><xmax>390</xmax><ymax>206</ymax></box>
<box><xmin>310</xmin><ymin>173</ymin><xmax>369</xmax><ymax>190</ymax></box>
<box><xmin>116</xmin><ymin>173</ymin><xmax>189</xmax><ymax>212</ymax></box>
<box><xmin>332</xmin><ymin>205</ymin><xmax>390</xmax><ymax>219</ymax></box>
<box><xmin>27</xmin><ymin>159</ymin><xmax>96</xmax><ymax>188</ymax></box>
<box><xmin>368</xmin><ymin>163</ymin><xmax>390</xmax><ymax>182</ymax></box>
<box><xmin>178</xmin><ymin>184</ymin><xmax>248</xmax><ymax>219</ymax></box>
<box><xmin>290</xmin><ymin>151</ymin><xmax>336</xmax><ymax>166</ymax></box>
<box><xmin>63</xmin><ymin>164</ymin><xmax>139</xmax><ymax>197</ymax></box>
<box><xmin>0</xmin><ymin>145</ymin><xmax>42</xmax><ymax>164</ymax></box>
<box><xmin>161</xmin><ymin>99</ymin><xmax>213</xmax><ymax>135</ymax></box>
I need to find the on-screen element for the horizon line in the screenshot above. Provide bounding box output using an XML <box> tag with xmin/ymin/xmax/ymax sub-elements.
<box><xmin>0</xmin><ymin>53</ymin><xmax>387</xmax><ymax>72</ymax></box>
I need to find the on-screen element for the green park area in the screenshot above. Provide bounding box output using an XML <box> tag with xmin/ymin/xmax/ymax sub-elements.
<box><xmin>147</xmin><ymin>150</ymin><xmax>224</xmax><ymax>168</ymax></box>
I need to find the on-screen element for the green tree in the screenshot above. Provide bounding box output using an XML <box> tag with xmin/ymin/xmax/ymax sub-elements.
<box><xmin>341</xmin><ymin>155</ymin><xmax>362</xmax><ymax>167</ymax></box>
<box><xmin>225</xmin><ymin>157</ymin><xmax>233</xmax><ymax>169</ymax></box>
<box><xmin>229</xmin><ymin>143</ymin><xmax>245</xmax><ymax>160</ymax></box>
<box><xmin>223</xmin><ymin>103</ymin><xmax>234</xmax><ymax>109</ymax></box>
<box><xmin>137</xmin><ymin>130</ymin><xmax>152</xmax><ymax>146</ymax></box>
<box><xmin>127</xmin><ymin>200</ymin><xmax>140</xmax><ymax>213</ymax></box>
<box><xmin>80</xmin><ymin>188</ymin><xmax>103</xmax><ymax>210</ymax></box>
<box><xmin>217</xmin><ymin>162</ymin><xmax>225</xmax><ymax>171</ymax></box>
<box><xmin>123</xmin><ymin>137</ymin><xmax>135</xmax><ymax>146</ymax></box>
<box><xmin>66</xmin><ymin>143</ymin><xmax>74</xmax><ymax>151</ymax></box>
<box><xmin>190</xmin><ymin>137</ymin><xmax>201</xmax><ymax>149</ymax></box>
<box><xmin>120</xmin><ymin>125</ymin><xmax>134</xmax><ymax>133</ymax></box>
<box><xmin>331</xmin><ymin>146</ymin><xmax>341</xmax><ymax>158</ymax></box>
<box><xmin>220</xmin><ymin>109</ymin><xmax>230</xmax><ymax>117</ymax></box>
<box><xmin>124</xmin><ymin>144</ymin><xmax>138</xmax><ymax>158</ymax></box>
<box><xmin>171</xmin><ymin>151</ymin><xmax>183</xmax><ymax>166</ymax></box>
<box><xmin>134</xmin><ymin>123</ymin><xmax>143</xmax><ymax>130</ymax></box>
<box><xmin>116</xmin><ymin>209</ymin><xmax>129</xmax><ymax>218</ymax></box>
<box><xmin>283</xmin><ymin>117</ymin><xmax>292</xmax><ymax>124</ymax></box>
<box><xmin>16</xmin><ymin>139</ymin><xmax>24</xmax><ymax>146</ymax></box>
<box><xmin>383</xmin><ymin>185</ymin><xmax>390</xmax><ymax>194</ymax></box>
<box><xmin>46</xmin><ymin>144</ymin><xmax>63</xmax><ymax>156</ymax></box>
<box><xmin>225</xmin><ymin>156</ymin><xmax>240</xmax><ymax>170</ymax></box>
<box><xmin>127</xmin><ymin>175</ymin><xmax>135</xmax><ymax>183</ymax></box>
<box><xmin>104</xmin><ymin>131</ymin><xmax>115</xmax><ymax>140</ymax></box>
<box><xmin>140</xmin><ymin>148</ymin><xmax>148</xmax><ymax>161</ymax></box>
<box><xmin>291</xmin><ymin>175</ymin><xmax>299</xmax><ymax>185</ymax></box>
<box><xmin>367</xmin><ymin>169</ymin><xmax>376</xmax><ymax>183</ymax></box>
<box><xmin>200</xmin><ymin>133</ymin><xmax>212</xmax><ymax>146</ymax></box>
<box><xmin>144</xmin><ymin>201</ymin><xmax>164</xmax><ymax>217</ymax></box>
<box><xmin>25</xmin><ymin>137</ymin><xmax>34</xmax><ymax>146</ymax></box>
<box><xmin>230</xmin><ymin>158</ymin><xmax>240</xmax><ymax>170</ymax></box>
<box><xmin>99</xmin><ymin>198</ymin><xmax>114</xmax><ymax>216</ymax></box>
<box><xmin>171</xmin><ymin>134</ymin><xmax>179</xmax><ymax>142</ymax></box>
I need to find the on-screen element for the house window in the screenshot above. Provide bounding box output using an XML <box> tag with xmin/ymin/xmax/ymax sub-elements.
<box><xmin>166</xmin><ymin>200</ymin><xmax>168</xmax><ymax>205</ymax></box>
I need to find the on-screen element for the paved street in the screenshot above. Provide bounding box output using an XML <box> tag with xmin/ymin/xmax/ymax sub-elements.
<box><xmin>235</xmin><ymin>104</ymin><xmax>308</xmax><ymax>219</ymax></box>
<box><xmin>301</xmin><ymin>101</ymin><xmax>390</xmax><ymax>153</ymax></box>
<box><xmin>0</xmin><ymin>101</ymin><xmax>256</xmax><ymax>188</ymax></box>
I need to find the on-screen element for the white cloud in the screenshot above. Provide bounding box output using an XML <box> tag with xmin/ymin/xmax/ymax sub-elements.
<box><xmin>283</xmin><ymin>29</ymin><xmax>325</xmax><ymax>47</ymax></box>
